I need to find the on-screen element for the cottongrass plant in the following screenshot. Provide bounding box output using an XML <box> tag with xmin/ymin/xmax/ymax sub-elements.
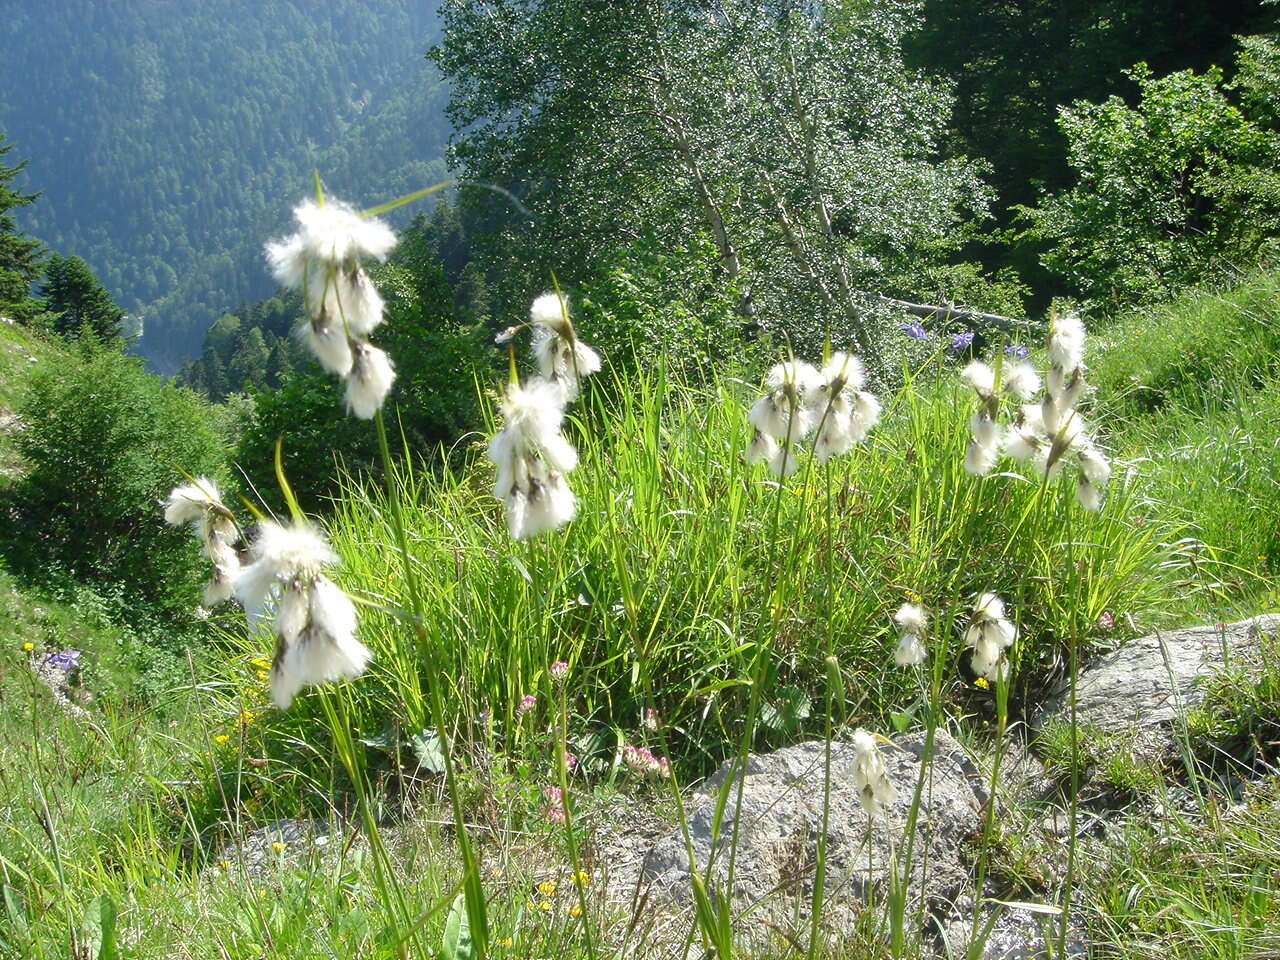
<box><xmin>162</xmin><ymin>477</ymin><xmax>240</xmax><ymax>605</ymax></box>
<box><xmin>265</xmin><ymin>196</ymin><xmax>398</xmax><ymax>419</ymax></box>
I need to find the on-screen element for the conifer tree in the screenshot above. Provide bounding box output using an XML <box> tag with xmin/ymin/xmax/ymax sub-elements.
<box><xmin>0</xmin><ymin>133</ymin><xmax>45</xmax><ymax>323</ymax></box>
<box><xmin>41</xmin><ymin>253</ymin><xmax>125</xmax><ymax>340</ymax></box>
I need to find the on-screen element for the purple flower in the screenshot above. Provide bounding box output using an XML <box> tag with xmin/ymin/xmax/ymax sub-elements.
<box><xmin>1005</xmin><ymin>344</ymin><xmax>1029</xmax><ymax>358</ymax></box>
<box><xmin>517</xmin><ymin>694</ymin><xmax>537</xmax><ymax>716</ymax></box>
<box><xmin>44</xmin><ymin>649</ymin><xmax>81</xmax><ymax>672</ymax></box>
<box><xmin>948</xmin><ymin>331</ymin><xmax>975</xmax><ymax>354</ymax></box>
<box><xmin>900</xmin><ymin>322</ymin><xmax>930</xmax><ymax>340</ymax></box>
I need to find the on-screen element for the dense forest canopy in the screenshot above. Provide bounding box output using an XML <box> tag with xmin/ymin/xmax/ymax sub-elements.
<box><xmin>0</xmin><ymin>0</ymin><xmax>451</xmax><ymax>372</ymax></box>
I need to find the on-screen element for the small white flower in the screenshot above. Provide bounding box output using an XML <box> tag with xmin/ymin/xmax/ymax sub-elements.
<box><xmin>528</xmin><ymin>292</ymin><xmax>601</xmax><ymax>401</ymax></box>
<box><xmin>488</xmin><ymin>379</ymin><xmax>579</xmax><ymax>539</ymax></box>
<box><xmin>894</xmin><ymin>633</ymin><xmax>927</xmax><ymax>666</ymax></box>
<box><xmin>1075</xmin><ymin>476</ymin><xmax>1103</xmax><ymax>512</ymax></box>
<box><xmin>1077</xmin><ymin>445</ymin><xmax>1112</xmax><ymax>488</ymax></box>
<box><xmin>850</xmin><ymin>728</ymin><xmax>896</xmax><ymax>817</ymax></box>
<box><xmin>343</xmin><ymin>343</ymin><xmax>396</xmax><ymax>420</ymax></box>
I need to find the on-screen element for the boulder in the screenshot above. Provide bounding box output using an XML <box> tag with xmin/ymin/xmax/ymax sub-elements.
<box><xmin>634</xmin><ymin>730</ymin><xmax>986</xmax><ymax>940</ymax></box>
<box><xmin>1033</xmin><ymin>614</ymin><xmax>1280</xmax><ymax>759</ymax></box>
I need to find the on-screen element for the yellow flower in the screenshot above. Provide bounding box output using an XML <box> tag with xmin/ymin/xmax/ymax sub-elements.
<box><xmin>214</xmin><ymin>734</ymin><xmax>230</xmax><ymax>745</ymax></box>
<box><xmin>271</xmin><ymin>841</ymin><xmax>286</xmax><ymax>853</ymax></box>
<box><xmin>21</xmin><ymin>642</ymin><xmax>34</xmax><ymax>652</ymax></box>
<box><xmin>569</xmin><ymin>904</ymin><xmax>582</xmax><ymax>917</ymax></box>
<box><xmin>216</xmin><ymin>860</ymin><xmax>230</xmax><ymax>870</ymax></box>
<box><xmin>536</xmin><ymin>879</ymin><xmax>557</xmax><ymax>897</ymax></box>
<box><xmin>905</xmin><ymin>590</ymin><xmax>923</xmax><ymax>605</ymax></box>
<box><xmin>250</xmin><ymin>657</ymin><xmax>271</xmax><ymax>669</ymax></box>
<box><xmin>256</xmin><ymin>669</ymin><xmax>269</xmax><ymax>682</ymax></box>
<box><xmin>241</xmin><ymin>710</ymin><xmax>257</xmax><ymax>724</ymax></box>
<box><xmin>525</xmin><ymin>900</ymin><xmax>536</xmax><ymax>912</ymax></box>
<box><xmin>538</xmin><ymin>900</ymin><xmax>552</xmax><ymax>912</ymax></box>
<box><xmin>572</xmin><ymin>871</ymin><xmax>590</xmax><ymax>887</ymax></box>
<box><xmin>496</xmin><ymin>938</ymin><xmax>513</xmax><ymax>949</ymax></box>
<box><xmin>973</xmin><ymin>676</ymin><xmax>990</xmax><ymax>690</ymax></box>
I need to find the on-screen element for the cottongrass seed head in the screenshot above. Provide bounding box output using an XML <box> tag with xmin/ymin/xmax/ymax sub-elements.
<box><xmin>232</xmin><ymin>520</ymin><xmax>371</xmax><ymax>709</ymax></box>
<box><xmin>488</xmin><ymin>378</ymin><xmax>578</xmax><ymax>539</ymax></box>
<box><xmin>528</xmin><ymin>292</ymin><xmax>601</xmax><ymax>401</ymax></box>
<box><xmin>811</xmin><ymin>352</ymin><xmax>881</xmax><ymax>462</ymax></box>
<box><xmin>162</xmin><ymin>477</ymin><xmax>241</xmax><ymax>606</ymax></box>
<box><xmin>851</xmin><ymin>728</ymin><xmax>896</xmax><ymax>817</ymax></box>
<box><xmin>892</xmin><ymin>601</ymin><xmax>929</xmax><ymax>666</ymax></box>
<box><xmin>965</xmin><ymin>591</ymin><xmax>1016</xmax><ymax>683</ymax></box>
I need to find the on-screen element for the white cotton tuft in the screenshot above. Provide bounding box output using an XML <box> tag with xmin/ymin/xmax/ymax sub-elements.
<box><xmin>814</xmin><ymin>413</ymin><xmax>854</xmax><ymax>463</ymax></box>
<box><xmin>293</xmin><ymin>199</ymin><xmax>396</xmax><ymax>265</ymax></box>
<box><xmin>1076</xmin><ymin>476</ymin><xmax>1103</xmax><ymax>512</ymax></box>
<box><xmin>1048</xmin><ymin>313</ymin><xmax>1086</xmax><ymax>372</ymax></box>
<box><xmin>163</xmin><ymin>478</ymin><xmax>223</xmax><ymax>527</ymax></box>
<box><xmin>821</xmin><ymin>351</ymin><xmax>865</xmax><ymax>391</ymax></box>
<box><xmin>768</xmin><ymin>443</ymin><xmax>803</xmax><ymax>478</ymax></box>
<box><xmin>894</xmin><ymin>633</ymin><xmax>927</xmax><ymax>667</ymax></box>
<box><xmin>969</xmin><ymin>410</ymin><xmax>999</xmax><ymax>449</ymax></box>
<box><xmin>746</xmin><ymin>429</ymin><xmax>778</xmax><ymax>465</ymax></box>
<box><xmin>849</xmin><ymin>391</ymin><xmax>882</xmax><ymax>442</ymax></box>
<box><xmin>1078</xmin><ymin>446</ymin><xmax>1111</xmax><ymax>487</ymax></box>
<box><xmin>269</xmin><ymin>576</ymin><xmax>370</xmax><ymax>709</ymax></box>
<box><xmin>894</xmin><ymin>602</ymin><xmax>929</xmax><ymax>636</ymax></box>
<box><xmin>1003</xmin><ymin>424</ymin><xmax>1041</xmax><ymax>462</ymax></box>
<box><xmin>276</xmin><ymin>584</ymin><xmax>310</xmax><ymax>642</ymax></box>
<box><xmin>488</xmin><ymin>379</ymin><xmax>579</xmax><ymax>539</ymax></box>
<box><xmin>764</xmin><ymin>359</ymin><xmax>823</xmax><ymax>397</ymax></box>
<box><xmin>973</xmin><ymin>591</ymin><xmax>1006</xmax><ymax>622</ymax></box>
<box><xmin>300</xmin><ymin>314</ymin><xmax>354</xmax><ymax>376</ymax></box>
<box><xmin>850</xmin><ymin>728</ymin><xmax>896</xmax><ymax>817</ymax></box>
<box><xmin>530</xmin><ymin>291</ymin><xmax>573</xmax><ymax>336</ymax></box>
<box><xmin>1047</xmin><ymin>365</ymin><xmax>1087</xmax><ymax>410</ymax></box>
<box><xmin>962</xmin><ymin>361</ymin><xmax>996</xmax><ymax>398</ymax></box>
<box><xmin>1003</xmin><ymin>361</ymin><xmax>1041</xmax><ymax>401</ymax></box>
<box><xmin>532</xmin><ymin>327</ymin><xmax>601</xmax><ymax>399</ymax></box>
<box><xmin>248</xmin><ymin>521</ymin><xmax>338</xmax><ymax>575</ymax></box>
<box><xmin>265</xmin><ymin>235</ymin><xmax>308</xmax><ymax>292</ymax></box>
<box><xmin>516</xmin><ymin>472</ymin><xmax>577</xmax><ymax>539</ymax></box>
<box><xmin>749</xmin><ymin>394</ymin><xmax>802</xmax><ymax>441</ymax></box>
<box><xmin>344</xmin><ymin>343</ymin><xmax>396</xmax><ymax>419</ymax></box>
<box><xmin>203</xmin><ymin>577</ymin><xmax>235</xmax><ymax>607</ymax></box>
<box><xmin>326</xmin><ymin>267</ymin><xmax>385</xmax><ymax>337</ymax></box>
<box><xmin>965</xmin><ymin>438</ymin><xmax>999</xmax><ymax>476</ymax></box>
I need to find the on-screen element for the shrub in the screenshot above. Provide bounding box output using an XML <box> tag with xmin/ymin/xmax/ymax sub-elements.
<box><xmin>7</xmin><ymin>343</ymin><xmax>226</xmax><ymax>613</ymax></box>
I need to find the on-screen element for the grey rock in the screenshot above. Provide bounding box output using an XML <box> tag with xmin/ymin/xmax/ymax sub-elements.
<box><xmin>944</xmin><ymin>908</ymin><xmax>1087</xmax><ymax>960</ymax></box>
<box><xmin>210</xmin><ymin>818</ymin><xmax>346</xmax><ymax>878</ymax></box>
<box><xmin>636</xmin><ymin>731</ymin><xmax>985</xmax><ymax>939</ymax></box>
<box><xmin>1033</xmin><ymin>614</ymin><xmax>1280</xmax><ymax>758</ymax></box>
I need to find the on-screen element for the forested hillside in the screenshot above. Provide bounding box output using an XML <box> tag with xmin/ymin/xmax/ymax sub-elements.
<box><xmin>0</xmin><ymin>0</ymin><xmax>449</xmax><ymax>372</ymax></box>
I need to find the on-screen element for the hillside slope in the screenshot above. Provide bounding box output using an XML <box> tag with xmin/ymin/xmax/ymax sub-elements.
<box><xmin>0</xmin><ymin>0</ymin><xmax>450</xmax><ymax>372</ymax></box>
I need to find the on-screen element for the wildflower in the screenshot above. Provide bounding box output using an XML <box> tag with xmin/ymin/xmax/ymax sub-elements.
<box><xmin>549</xmin><ymin>660</ymin><xmax>569</xmax><ymax>682</ymax></box>
<box><xmin>572</xmin><ymin>871</ymin><xmax>590</xmax><ymax>887</ymax></box>
<box><xmin>214</xmin><ymin>734</ymin><xmax>230</xmax><ymax>745</ymax></box>
<box><xmin>965</xmin><ymin>592</ymin><xmax>1016</xmax><ymax>682</ymax></box>
<box><xmin>1002</xmin><ymin>360</ymin><xmax>1041</xmax><ymax>401</ymax></box>
<box><xmin>232</xmin><ymin>520</ymin><xmax>372</xmax><ymax>709</ymax></box>
<box><xmin>960</xmin><ymin>362</ymin><xmax>1002</xmax><ymax>477</ymax></box>
<box><xmin>265</xmin><ymin>197</ymin><xmax>397</xmax><ymax>415</ymax></box>
<box><xmin>1047</xmin><ymin>312</ymin><xmax>1086</xmax><ymax>372</ymax></box>
<box><xmin>850</xmin><ymin>728</ymin><xmax>896</xmax><ymax>817</ymax></box>
<box><xmin>1005</xmin><ymin>343</ymin><xmax>1029</xmax><ymax>358</ymax></box>
<box><xmin>21</xmin><ymin>641</ymin><xmax>33</xmax><ymax>652</ymax></box>
<box><xmin>892</xmin><ymin>602</ymin><xmax>928</xmax><ymax>667</ymax></box>
<box><xmin>271</xmin><ymin>841</ymin><xmax>286</xmax><ymax>853</ymax></box>
<box><xmin>497</xmin><ymin>937</ymin><xmax>514</xmax><ymax>949</ymax></box>
<box><xmin>623</xmin><ymin>744</ymin><xmax>671</xmax><ymax>778</ymax></box>
<box><xmin>538</xmin><ymin>900</ymin><xmax>553</xmax><ymax>912</ymax></box>
<box><xmin>745</xmin><ymin>429</ymin><xmax>778</xmax><ymax>467</ymax></box>
<box><xmin>44</xmin><ymin>649</ymin><xmax>81</xmax><ymax>671</ymax></box>
<box><xmin>948</xmin><ymin>331</ymin><xmax>975</xmax><ymax>354</ymax></box>
<box><xmin>529</xmin><ymin>292</ymin><xmax>602</xmax><ymax>402</ymax></box>
<box><xmin>570</xmin><ymin>903</ymin><xmax>583</xmax><ymax>917</ymax></box>
<box><xmin>537</xmin><ymin>879</ymin><xmax>558</xmax><ymax>897</ymax></box>
<box><xmin>643</xmin><ymin>706</ymin><xmax>659</xmax><ymax>731</ymax></box>
<box><xmin>810</xmin><ymin>352</ymin><xmax>881</xmax><ymax>463</ymax></box>
<box><xmin>900</xmin><ymin>321</ymin><xmax>930</xmax><ymax>340</ymax></box>
<box><xmin>517</xmin><ymin>694</ymin><xmax>538</xmax><ymax>716</ymax></box>
<box><xmin>488</xmin><ymin>379</ymin><xmax>578</xmax><ymax>539</ymax></box>
<box><xmin>162</xmin><ymin>477</ymin><xmax>241</xmax><ymax>605</ymax></box>
<box><xmin>564</xmin><ymin>751</ymin><xmax>578</xmax><ymax>773</ymax></box>
<box><xmin>1098</xmin><ymin>610</ymin><xmax>1115</xmax><ymax>631</ymax></box>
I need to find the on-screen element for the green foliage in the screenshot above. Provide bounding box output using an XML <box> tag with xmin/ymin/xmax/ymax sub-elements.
<box><xmin>0</xmin><ymin>132</ymin><xmax>45</xmax><ymax>323</ymax></box>
<box><xmin>6</xmin><ymin>344</ymin><xmax>227</xmax><ymax>613</ymax></box>
<box><xmin>41</xmin><ymin>253</ymin><xmax>125</xmax><ymax>341</ymax></box>
<box><xmin>1022</xmin><ymin>60</ymin><xmax>1280</xmax><ymax>308</ymax></box>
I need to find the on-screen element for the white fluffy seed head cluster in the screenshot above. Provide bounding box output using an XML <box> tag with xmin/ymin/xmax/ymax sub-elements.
<box><xmin>746</xmin><ymin>352</ymin><xmax>881</xmax><ymax>476</ymax></box>
<box><xmin>892</xmin><ymin>601</ymin><xmax>929</xmax><ymax>667</ymax></box>
<box><xmin>264</xmin><ymin>198</ymin><xmax>398</xmax><ymax>420</ymax></box>
<box><xmin>957</xmin><ymin>317</ymin><xmax>1111</xmax><ymax>509</ymax></box>
<box><xmin>965</xmin><ymin>591</ymin><xmax>1017</xmax><ymax>682</ymax></box>
<box><xmin>529</xmin><ymin>292</ymin><xmax>602</xmax><ymax>402</ymax></box>
<box><xmin>850</xmin><ymin>728</ymin><xmax>897</xmax><ymax>817</ymax></box>
<box><xmin>487</xmin><ymin>293</ymin><xmax>601</xmax><ymax>541</ymax></box>
<box><xmin>232</xmin><ymin>520</ymin><xmax>371</xmax><ymax>709</ymax></box>
<box><xmin>162</xmin><ymin>478</ymin><xmax>241</xmax><ymax>606</ymax></box>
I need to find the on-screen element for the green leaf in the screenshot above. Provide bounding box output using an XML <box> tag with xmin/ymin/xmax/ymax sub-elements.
<box><xmin>409</xmin><ymin>729</ymin><xmax>447</xmax><ymax>774</ymax></box>
<box><xmin>441</xmin><ymin>892</ymin><xmax>473</xmax><ymax>960</ymax></box>
<box><xmin>761</xmin><ymin>684</ymin><xmax>811</xmax><ymax>734</ymax></box>
<box><xmin>2</xmin><ymin>885</ymin><xmax>29</xmax><ymax>944</ymax></box>
<box><xmin>82</xmin><ymin>895</ymin><xmax>118</xmax><ymax>960</ymax></box>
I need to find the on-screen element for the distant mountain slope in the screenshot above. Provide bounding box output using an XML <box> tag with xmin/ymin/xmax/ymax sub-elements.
<box><xmin>0</xmin><ymin>0</ymin><xmax>449</xmax><ymax>372</ymax></box>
